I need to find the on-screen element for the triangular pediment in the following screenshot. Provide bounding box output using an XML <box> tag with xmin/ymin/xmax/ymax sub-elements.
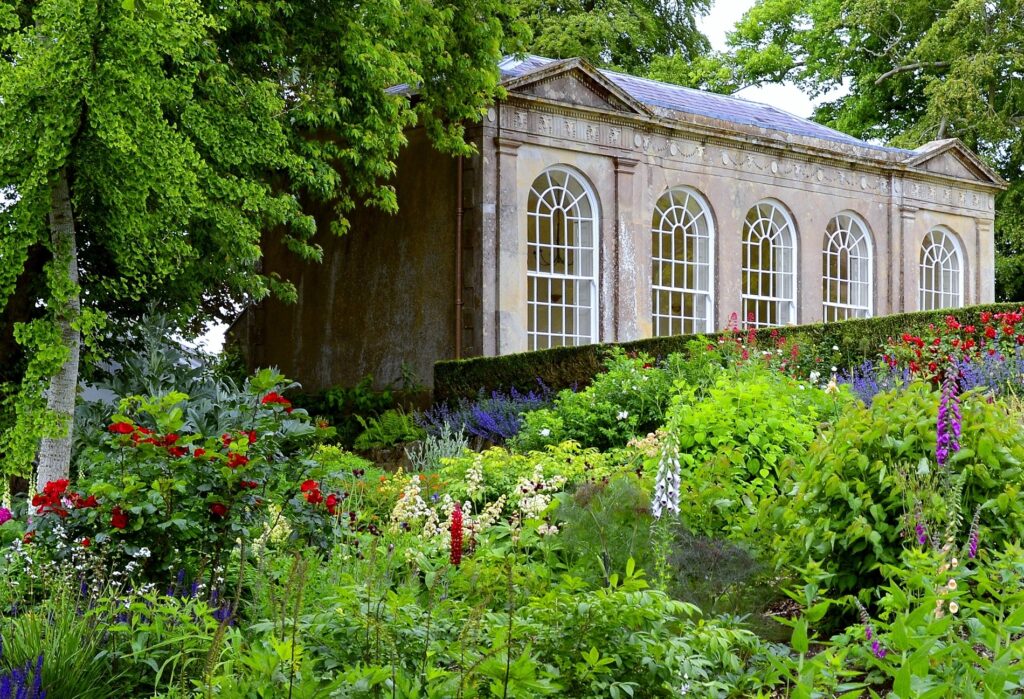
<box><xmin>503</xmin><ymin>58</ymin><xmax>651</xmax><ymax>117</ymax></box>
<box><xmin>904</xmin><ymin>139</ymin><xmax>1007</xmax><ymax>188</ymax></box>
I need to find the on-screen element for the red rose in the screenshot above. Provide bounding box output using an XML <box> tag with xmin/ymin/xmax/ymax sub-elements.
<box><xmin>326</xmin><ymin>493</ymin><xmax>339</xmax><ymax>515</ymax></box>
<box><xmin>305</xmin><ymin>489</ymin><xmax>323</xmax><ymax>505</ymax></box>
<box><xmin>964</xmin><ymin>325</ymin><xmax>976</xmax><ymax>334</ymax></box>
<box><xmin>81</xmin><ymin>537</ymin><xmax>91</xmax><ymax>548</ymax></box>
<box><xmin>985</xmin><ymin>325</ymin><xmax>997</xmax><ymax>339</ymax></box>
<box><xmin>300</xmin><ymin>479</ymin><xmax>318</xmax><ymax>492</ymax></box>
<box><xmin>227</xmin><ymin>453</ymin><xmax>249</xmax><ymax>469</ymax></box>
<box><xmin>981</xmin><ymin>311</ymin><xmax>992</xmax><ymax>323</ymax></box>
<box><xmin>111</xmin><ymin>506</ymin><xmax>128</xmax><ymax>530</ymax></box>
<box><xmin>108</xmin><ymin>422</ymin><xmax>134</xmax><ymax>434</ymax></box>
<box><xmin>210</xmin><ymin>503</ymin><xmax>228</xmax><ymax>518</ymax></box>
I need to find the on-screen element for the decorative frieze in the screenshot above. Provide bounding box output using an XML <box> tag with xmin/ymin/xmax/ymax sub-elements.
<box><xmin>498</xmin><ymin>103</ymin><xmax>996</xmax><ymax>214</ymax></box>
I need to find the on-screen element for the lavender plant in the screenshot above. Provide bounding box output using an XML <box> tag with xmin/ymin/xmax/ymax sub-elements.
<box><xmin>418</xmin><ymin>384</ymin><xmax>552</xmax><ymax>444</ymax></box>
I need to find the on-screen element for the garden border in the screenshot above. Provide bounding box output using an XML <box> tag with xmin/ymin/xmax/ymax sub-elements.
<box><xmin>434</xmin><ymin>303</ymin><xmax>1023</xmax><ymax>402</ymax></box>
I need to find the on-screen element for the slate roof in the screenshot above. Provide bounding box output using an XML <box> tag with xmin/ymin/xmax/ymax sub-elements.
<box><xmin>499</xmin><ymin>55</ymin><xmax>912</xmax><ymax>156</ymax></box>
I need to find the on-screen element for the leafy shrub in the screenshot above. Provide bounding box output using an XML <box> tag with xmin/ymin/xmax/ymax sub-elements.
<box><xmin>775</xmin><ymin>382</ymin><xmax>1024</xmax><ymax>595</ymax></box>
<box><xmin>353</xmin><ymin>408</ymin><xmax>425</xmax><ymax>450</ymax></box>
<box><xmin>660</xmin><ymin>365</ymin><xmax>842</xmax><ymax>543</ymax></box>
<box><xmin>513</xmin><ymin>349</ymin><xmax>692</xmax><ymax>452</ymax></box>
<box><xmin>294</xmin><ymin>374</ymin><xmax>397</xmax><ymax>447</ymax></box>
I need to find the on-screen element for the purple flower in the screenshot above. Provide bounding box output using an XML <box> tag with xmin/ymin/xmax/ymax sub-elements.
<box><xmin>0</xmin><ymin>508</ymin><xmax>11</xmax><ymax>526</ymax></box>
<box><xmin>968</xmin><ymin>507</ymin><xmax>982</xmax><ymax>559</ymax></box>
<box><xmin>936</xmin><ymin>369</ymin><xmax>961</xmax><ymax>468</ymax></box>
<box><xmin>915</xmin><ymin>522</ymin><xmax>928</xmax><ymax>546</ymax></box>
<box><xmin>871</xmin><ymin>639</ymin><xmax>887</xmax><ymax>659</ymax></box>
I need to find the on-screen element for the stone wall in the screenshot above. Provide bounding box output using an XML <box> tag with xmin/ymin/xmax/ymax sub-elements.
<box><xmin>243</xmin><ymin>128</ymin><xmax>460</xmax><ymax>392</ymax></box>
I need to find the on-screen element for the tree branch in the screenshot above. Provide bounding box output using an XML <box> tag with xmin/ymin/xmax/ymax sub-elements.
<box><xmin>874</xmin><ymin>61</ymin><xmax>950</xmax><ymax>85</ymax></box>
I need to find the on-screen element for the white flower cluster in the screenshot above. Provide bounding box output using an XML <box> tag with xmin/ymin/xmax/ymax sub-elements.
<box><xmin>389</xmin><ymin>474</ymin><xmax>432</xmax><ymax>531</ymax></box>
<box><xmin>536</xmin><ymin>523</ymin><xmax>559</xmax><ymax>536</ymax></box>
<box><xmin>651</xmin><ymin>439</ymin><xmax>681</xmax><ymax>519</ymax></box>
<box><xmin>514</xmin><ymin>465</ymin><xmax>566</xmax><ymax>519</ymax></box>
<box><xmin>465</xmin><ymin>456</ymin><xmax>485</xmax><ymax>500</ymax></box>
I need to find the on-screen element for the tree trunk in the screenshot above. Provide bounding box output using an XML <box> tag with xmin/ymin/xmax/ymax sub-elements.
<box><xmin>35</xmin><ymin>171</ymin><xmax>81</xmax><ymax>492</ymax></box>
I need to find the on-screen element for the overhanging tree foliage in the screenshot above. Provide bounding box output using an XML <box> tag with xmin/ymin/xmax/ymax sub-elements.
<box><xmin>0</xmin><ymin>0</ymin><xmax>515</xmax><ymax>489</ymax></box>
<box><xmin>514</xmin><ymin>0</ymin><xmax>710</xmax><ymax>73</ymax></box>
<box><xmin>713</xmin><ymin>0</ymin><xmax>1024</xmax><ymax>300</ymax></box>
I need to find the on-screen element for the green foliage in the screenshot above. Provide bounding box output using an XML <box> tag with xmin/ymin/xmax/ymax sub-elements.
<box><xmin>440</xmin><ymin>440</ymin><xmax>619</xmax><ymax>504</ymax></box>
<box><xmin>434</xmin><ymin>302</ymin><xmax>1023</xmax><ymax>402</ymax></box>
<box><xmin>767</xmin><ymin>542</ymin><xmax>1024</xmax><ymax>697</ymax></box>
<box><xmin>667</xmin><ymin>366</ymin><xmax>841</xmax><ymax>542</ymax></box>
<box><xmin>775</xmin><ymin>382</ymin><xmax>1024</xmax><ymax>595</ymax></box>
<box><xmin>295</xmin><ymin>375</ymin><xmax>398</xmax><ymax>448</ymax></box>
<box><xmin>353</xmin><ymin>409</ymin><xmax>426</xmax><ymax>451</ymax></box>
<box><xmin>514</xmin><ymin>0</ymin><xmax>711</xmax><ymax>75</ymax></box>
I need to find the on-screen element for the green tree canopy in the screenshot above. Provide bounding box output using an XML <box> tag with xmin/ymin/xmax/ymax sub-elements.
<box><xmin>515</xmin><ymin>0</ymin><xmax>710</xmax><ymax>73</ymax></box>
<box><xmin>0</xmin><ymin>0</ymin><xmax>515</xmax><ymax>486</ymax></box>
<box><xmin>716</xmin><ymin>0</ymin><xmax>1024</xmax><ymax>300</ymax></box>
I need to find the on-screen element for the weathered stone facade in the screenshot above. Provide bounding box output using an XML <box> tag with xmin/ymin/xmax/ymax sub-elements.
<box><xmin>238</xmin><ymin>56</ymin><xmax>1005</xmax><ymax>391</ymax></box>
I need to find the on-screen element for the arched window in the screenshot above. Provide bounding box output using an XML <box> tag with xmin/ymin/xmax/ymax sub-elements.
<box><xmin>651</xmin><ymin>187</ymin><xmax>714</xmax><ymax>336</ymax></box>
<box><xmin>741</xmin><ymin>201</ymin><xmax>797</xmax><ymax>328</ymax></box>
<box><xmin>822</xmin><ymin>213</ymin><xmax>873</xmax><ymax>321</ymax></box>
<box><xmin>527</xmin><ymin>167</ymin><xmax>599</xmax><ymax>350</ymax></box>
<box><xmin>919</xmin><ymin>228</ymin><xmax>964</xmax><ymax>310</ymax></box>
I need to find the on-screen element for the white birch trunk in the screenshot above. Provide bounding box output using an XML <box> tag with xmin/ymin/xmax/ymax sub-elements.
<box><xmin>35</xmin><ymin>171</ymin><xmax>81</xmax><ymax>492</ymax></box>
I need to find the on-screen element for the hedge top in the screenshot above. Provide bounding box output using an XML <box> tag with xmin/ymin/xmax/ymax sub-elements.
<box><xmin>433</xmin><ymin>303</ymin><xmax>1023</xmax><ymax>403</ymax></box>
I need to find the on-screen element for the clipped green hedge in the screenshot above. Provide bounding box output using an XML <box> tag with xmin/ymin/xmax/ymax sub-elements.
<box><xmin>434</xmin><ymin>302</ymin><xmax>1023</xmax><ymax>402</ymax></box>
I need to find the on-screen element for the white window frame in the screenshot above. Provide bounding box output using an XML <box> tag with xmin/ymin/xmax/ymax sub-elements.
<box><xmin>651</xmin><ymin>187</ymin><xmax>715</xmax><ymax>336</ymax></box>
<box><xmin>526</xmin><ymin>166</ymin><xmax>599</xmax><ymax>350</ymax></box>
<box><xmin>822</xmin><ymin>212</ymin><xmax>873</xmax><ymax>321</ymax></box>
<box><xmin>919</xmin><ymin>227</ymin><xmax>964</xmax><ymax>311</ymax></box>
<box><xmin>741</xmin><ymin>200</ymin><xmax>797</xmax><ymax>328</ymax></box>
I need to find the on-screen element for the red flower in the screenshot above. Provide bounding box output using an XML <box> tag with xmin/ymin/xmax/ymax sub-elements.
<box><xmin>985</xmin><ymin>325</ymin><xmax>997</xmax><ymax>340</ymax></box>
<box><xmin>450</xmin><ymin>504</ymin><xmax>463</xmax><ymax>567</ymax></box>
<box><xmin>239</xmin><ymin>480</ymin><xmax>259</xmax><ymax>490</ymax></box>
<box><xmin>81</xmin><ymin>537</ymin><xmax>91</xmax><ymax>548</ymax></box>
<box><xmin>72</xmin><ymin>493</ymin><xmax>99</xmax><ymax>509</ymax></box>
<box><xmin>300</xmin><ymin>479</ymin><xmax>319</xmax><ymax>492</ymax></box>
<box><xmin>44</xmin><ymin>479</ymin><xmax>69</xmax><ymax>497</ymax></box>
<box><xmin>227</xmin><ymin>453</ymin><xmax>249</xmax><ymax>469</ymax></box>
<box><xmin>210</xmin><ymin>503</ymin><xmax>229</xmax><ymax>518</ymax></box>
<box><xmin>194</xmin><ymin>448</ymin><xmax>207</xmax><ymax>458</ymax></box>
<box><xmin>167</xmin><ymin>446</ymin><xmax>188</xmax><ymax>458</ymax></box>
<box><xmin>111</xmin><ymin>506</ymin><xmax>128</xmax><ymax>530</ymax></box>
<box><xmin>326</xmin><ymin>493</ymin><xmax>339</xmax><ymax>515</ymax></box>
<box><xmin>108</xmin><ymin>422</ymin><xmax>134</xmax><ymax>434</ymax></box>
<box><xmin>246</xmin><ymin>431</ymin><xmax>258</xmax><ymax>444</ymax></box>
<box><xmin>23</xmin><ymin>531</ymin><xmax>35</xmax><ymax>544</ymax></box>
<box><xmin>964</xmin><ymin>325</ymin><xmax>976</xmax><ymax>333</ymax></box>
<box><xmin>981</xmin><ymin>311</ymin><xmax>992</xmax><ymax>323</ymax></box>
<box><xmin>221</xmin><ymin>433</ymin><xmax>232</xmax><ymax>446</ymax></box>
<box><xmin>305</xmin><ymin>489</ymin><xmax>323</xmax><ymax>505</ymax></box>
<box><xmin>163</xmin><ymin>433</ymin><xmax>180</xmax><ymax>446</ymax></box>
<box><xmin>260</xmin><ymin>392</ymin><xmax>293</xmax><ymax>413</ymax></box>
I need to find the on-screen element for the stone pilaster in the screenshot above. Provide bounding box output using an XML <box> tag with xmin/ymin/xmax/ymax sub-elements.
<box><xmin>494</xmin><ymin>137</ymin><xmax>528</xmax><ymax>354</ymax></box>
<box><xmin>613</xmin><ymin>157</ymin><xmax>640</xmax><ymax>341</ymax></box>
